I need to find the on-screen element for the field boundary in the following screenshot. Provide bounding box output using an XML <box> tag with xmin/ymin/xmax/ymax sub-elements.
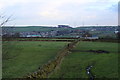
<box><xmin>24</xmin><ymin>39</ymin><xmax>79</xmax><ymax>78</ymax></box>
<box><xmin>1</xmin><ymin>40</ymin><xmax>75</xmax><ymax>42</ymax></box>
<box><xmin>2</xmin><ymin>37</ymin><xmax>78</xmax><ymax>42</ymax></box>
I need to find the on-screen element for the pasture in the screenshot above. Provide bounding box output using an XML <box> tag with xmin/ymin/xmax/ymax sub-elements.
<box><xmin>2</xmin><ymin>41</ymin><xmax>69</xmax><ymax>78</ymax></box>
<box><xmin>50</xmin><ymin>41</ymin><xmax>119</xmax><ymax>78</ymax></box>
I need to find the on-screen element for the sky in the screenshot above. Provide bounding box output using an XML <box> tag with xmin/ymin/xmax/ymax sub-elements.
<box><xmin>0</xmin><ymin>0</ymin><xmax>119</xmax><ymax>27</ymax></box>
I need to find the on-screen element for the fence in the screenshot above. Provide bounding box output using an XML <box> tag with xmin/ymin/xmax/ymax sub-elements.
<box><xmin>2</xmin><ymin>37</ymin><xmax>77</xmax><ymax>42</ymax></box>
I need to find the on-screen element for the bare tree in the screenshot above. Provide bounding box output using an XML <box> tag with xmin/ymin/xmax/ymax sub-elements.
<box><xmin>0</xmin><ymin>14</ymin><xmax>12</xmax><ymax>27</ymax></box>
<box><xmin>0</xmin><ymin>14</ymin><xmax>14</xmax><ymax>60</ymax></box>
<box><xmin>0</xmin><ymin>14</ymin><xmax>14</xmax><ymax>38</ymax></box>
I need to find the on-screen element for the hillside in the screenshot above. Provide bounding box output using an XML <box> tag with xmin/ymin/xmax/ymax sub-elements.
<box><xmin>2</xmin><ymin>26</ymin><xmax>118</xmax><ymax>38</ymax></box>
<box><xmin>2</xmin><ymin>26</ymin><xmax>73</xmax><ymax>32</ymax></box>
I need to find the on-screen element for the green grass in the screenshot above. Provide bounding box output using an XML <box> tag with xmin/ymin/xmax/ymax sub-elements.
<box><xmin>2</xmin><ymin>41</ymin><xmax>69</xmax><ymax>78</ymax></box>
<box><xmin>50</xmin><ymin>41</ymin><xmax>119</xmax><ymax>78</ymax></box>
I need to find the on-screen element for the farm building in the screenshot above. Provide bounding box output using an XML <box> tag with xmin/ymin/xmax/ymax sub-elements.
<box><xmin>82</xmin><ymin>32</ymin><xmax>99</xmax><ymax>39</ymax></box>
<box><xmin>84</xmin><ymin>36</ymin><xmax>99</xmax><ymax>39</ymax></box>
<box><xmin>58</xmin><ymin>25</ymin><xmax>72</xmax><ymax>28</ymax></box>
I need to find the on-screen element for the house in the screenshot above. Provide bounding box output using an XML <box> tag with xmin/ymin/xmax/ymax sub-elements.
<box><xmin>84</xmin><ymin>36</ymin><xmax>99</xmax><ymax>39</ymax></box>
<box><xmin>26</xmin><ymin>35</ymin><xmax>42</xmax><ymax>37</ymax></box>
<box><xmin>82</xmin><ymin>32</ymin><xmax>92</xmax><ymax>37</ymax></box>
<box><xmin>82</xmin><ymin>32</ymin><xmax>99</xmax><ymax>39</ymax></box>
<box><xmin>58</xmin><ymin>25</ymin><xmax>71</xmax><ymax>28</ymax></box>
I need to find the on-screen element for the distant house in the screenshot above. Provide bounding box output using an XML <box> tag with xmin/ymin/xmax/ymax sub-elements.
<box><xmin>114</xmin><ymin>30</ymin><xmax>119</xmax><ymax>34</ymax></box>
<box><xmin>84</xmin><ymin>36</ymin><xmax>99</xmax><ymax>39</ymax></box>
<box><xmin>82</xmin><ymin>32</ymin><xmax>99</xmax><ymax>39</ymax></box>
<box><xmin>82</xmin><ymin>32</ymin><xmax>92</xmax><ymax>37</ymax></box>
<box><xmin>58</xmin><ymin>25</ymin><xmax>71</xmax><ymax>28</ymax></box>
<box><xmin>26</xmin><ymin>35</ymin><xmax>41</xmax><ymax>37</ymax></box>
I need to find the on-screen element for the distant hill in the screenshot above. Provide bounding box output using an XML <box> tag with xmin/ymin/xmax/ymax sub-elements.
<box><xmin>2</xmin><ymin>26</ymin><xmax>73</xmax><ymax>32</ymax></box>
<box><xmin>1</xmin><ymin>26</ymin><xmax>118</xmax><ymax>39</ymax></box>
<box><xmin>2</xmin><ymin>26</ymin><xmax>118</xmax><ymax>32</ymax></box>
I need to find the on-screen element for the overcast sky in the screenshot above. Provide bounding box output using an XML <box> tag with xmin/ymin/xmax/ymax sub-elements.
<box><xmin>0</xmin><ymin>0</ymin><xmax>119</xmax><ymax>27</ymax></box>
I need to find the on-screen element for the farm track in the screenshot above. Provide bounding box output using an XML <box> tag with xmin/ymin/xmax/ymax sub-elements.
<box><xmin>25</xmin><ymin>39</ymin><xmax>80</xmax><ymax>78</ymax></box>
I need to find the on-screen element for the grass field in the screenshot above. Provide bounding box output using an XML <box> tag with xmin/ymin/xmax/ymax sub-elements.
<box><xmin>50</xmin><ymin>41</ymin><xmax>119</xmax><ymax>78</ymax></box>
<box><xmin>2</xmin><ymin>41</ymin><xmax>69</xmax><ymax>78</ymax></box>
